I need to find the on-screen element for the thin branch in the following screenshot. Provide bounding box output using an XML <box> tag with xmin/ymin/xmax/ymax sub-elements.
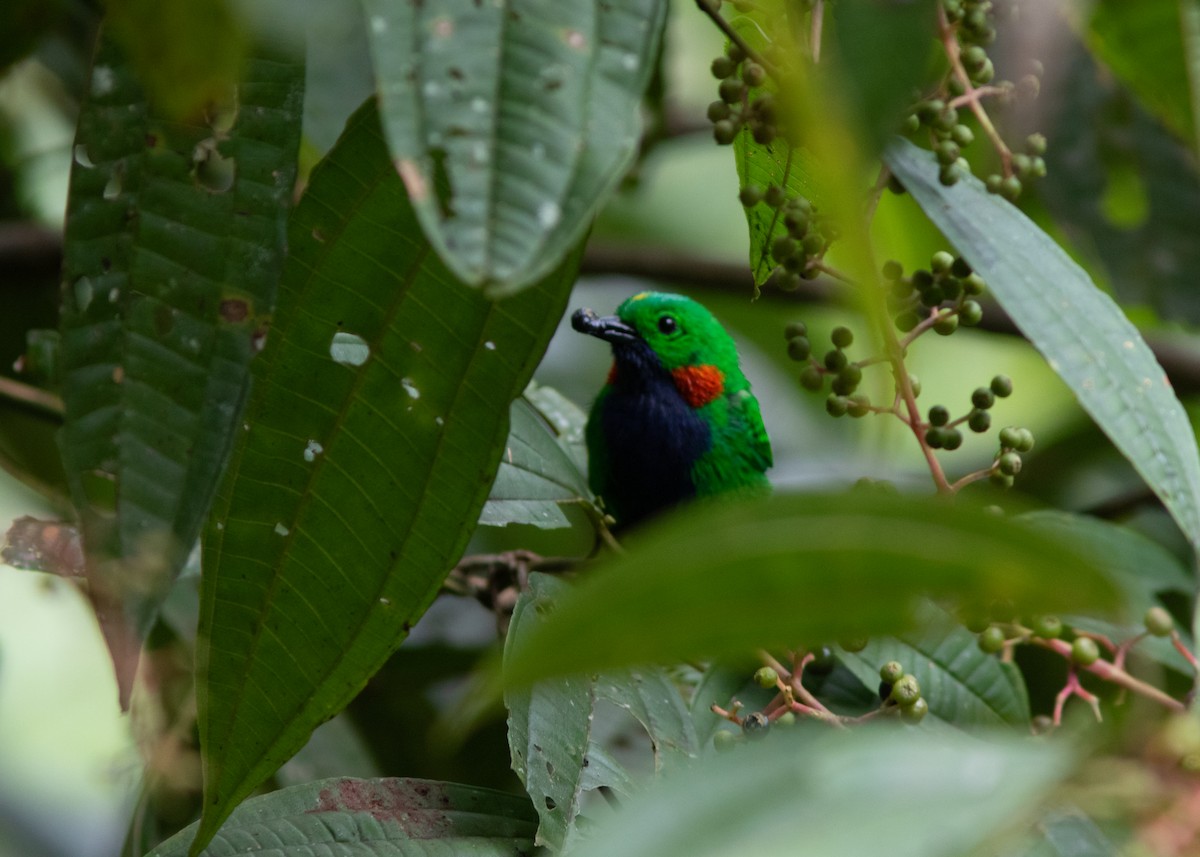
<box><xmin>694</xmin><ymin>0</ymin><xmax>782</xmax><ymax>78</ymax></box>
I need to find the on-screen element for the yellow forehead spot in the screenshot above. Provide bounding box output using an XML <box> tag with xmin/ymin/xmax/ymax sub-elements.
<box><xmin>630</xmin><ymin>292</ymin><xmax>649</xmax><ymax>302</ymax></box>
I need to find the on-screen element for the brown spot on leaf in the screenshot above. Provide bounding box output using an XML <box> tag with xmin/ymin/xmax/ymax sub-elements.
<box><xmin>219</xmin><ymin>299</ymin><xmax>249</xmax><ymax>323</ymax></box>
<box><xmin>309</xmin><ymin>779</ymin><xmax>454</xmax><ymax>837</ymax></box>
<box><xmin>396</xmin><ymin>159</ymin><xmax>428</xmax><ymax>203</ymax></box>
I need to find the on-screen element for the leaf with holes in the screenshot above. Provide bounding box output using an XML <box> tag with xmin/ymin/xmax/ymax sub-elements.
<box><xmin>59</xmin><ymin>30</ymin><xmax>302</xmax><ymax>705</ymax></box>
<box><xmin>361</xmin><ymin>0</ymin><xmax>668</xmax><ymax>294</ymax></box>
<box><xmin>194</xmin><ymin>100</ymin><xmax>581</xmax><ymax>852</ymax></box>
<box><xmin>886</xmin><ymin>137</ymin><xmax>1200</xmax><ymax>549</ymax></box>
<box><xmin>148</xmin><ymin>777</ymin><xmax>538</xmax><ymax>856</ymax></box>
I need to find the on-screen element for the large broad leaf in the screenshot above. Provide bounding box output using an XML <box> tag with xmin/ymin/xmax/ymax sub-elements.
<box><xmin>1087</xmin><ymin>0</ymin><xmax>1197</xmax><ymax>146</ymax></box>
<box><xmin>562</xmin><ymin>728</ymin><xmax>1070</xmax><ymax>857</ymax></box>
<box><xmin>503</xmin><ymin>492</ymin><xmax>1120</xmax><ymax>688</ymax></box>
<box><xmin>885</xmin><ymin>138</ymin><xmax>1200</xmax><ymax>550</ymax></box>
<box><xmin>148</xmin><ymin>777</ymin><xmax>538</xmax><ymax>856</ymax></box>
<box><xmin>59</xmin><ymin>29</ymin><xmax>302</xmax><ymax>704</ymax></box>
<box><xmin>360</xmin><ymin>0</ymin><xmax>668</xmax><ymax>294</ymax></box>
<box><xmin>194</xmin><ymin>100</ymin><xmax>581</xmax><ymax>851</ymax></box>
<box><xmin>839</xmin><ymin>603</ymin><xmax>1031</xmax><ymax>729</ymax></box>
<box><xmin>480</xmin><ymin>395</ymin><xmax>591</xmax><ymax>529</ymax></box>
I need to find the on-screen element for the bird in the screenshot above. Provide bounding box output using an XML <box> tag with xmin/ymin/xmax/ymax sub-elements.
<box><xmin>571</xmin><ymin>291</ymin><xmax>772</xmax><ymax>528</ymax></box>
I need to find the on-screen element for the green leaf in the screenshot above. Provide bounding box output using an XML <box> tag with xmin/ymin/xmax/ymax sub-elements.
<box><xmin>885</xmin><ymin>137</ymin><xmax>1200</xmax><ymax>550</ymax></box>
<box><xmin>60</xmin><ymin>30</ymin><xmax>302</xmax><ymax>703</ymax></box>
<box><xmin>1014</xmin><ymin>808</ymin><xmax>1120</xmax><ymax>857</ymax></box>
<box><xmin>596</xmin><ymin>667</ymin><xmax>699</xmax><ymax>773</ymax></box>
<box><xmin>562</xmin><ymin>728</ymin><xmax>1070</xmax><ymax>857</ymax></box>
<box><xmin>505</xmin><ymin>574</ymin><xmax>596</xmax><ymax>851</ymax></box>
<box><xmin>1087</xmin><ymin>0</ymin><xmax>1197</xmax><ymax>146</ymax></box>
<box><xmin>734</xmin><ymin>140</ymin><xmax>822</xmax><ymax>288</ymax></box>
<box><xmin>839</xmin><ymin>604</ymin><xmax>1031</xmax><ymax>729</ymax></box>
<box><xmin>148</xmin><ymin>777</ymin><xmax>538</xmax><ymax>856</ymax></box>
<box><xmin>360</xmin><ymin>0</ymin><xmax>668</xmax><ymax>294</ymax></box>
<box><xmin>503</xmin><ymin>491</ymin><xmax>1121</xmax><ymax>688</ymax></box>
<box><xmin>480</xmin><ymin>396</ymin><xmax>591</xmax><ymax>529</ymax></box>
<box><xmin>195</xmin><ymin>100</ymin><xmax>581</xmax><ymax>852</ymax></box>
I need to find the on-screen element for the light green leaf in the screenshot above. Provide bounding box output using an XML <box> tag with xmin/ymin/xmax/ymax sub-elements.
<box><xmin>481</xmin><ymin>397</ymin><xmax>591</xmax><ymax>529</ymax></box>
<box><xmin>885</xmin><ymin>137</ymin><xmax>1200</xmax><ymax>550</ymax></box>
<box><xmin>60</xmin><ymin>29</ymin><xmax>302</xmax><ymax>703</ymax></box>
<box><xmin>563</xmin><ymin>728</ymin><xmax>1070</xmax><ymax>857</ymax></box>
<box><xmin>361</xmin><ymin>0</ymin><xmax>668</xmax><ymax>293</ymax></box>
<box><xmin>194</xmin><ymin>100</ymin><xmax>580</xmax><ymax>852</ymax></box>
<box><xmin>148</xmin><ymin>777</ymin><xmax>538</xmax><ymax>856</ymax></box>
<box><xmin>839</xmin><ymin>604</ymin><xmax>1031</xmax><ymax>729</ymax></box>
<box><xmin>503</xmin><ymin>491</ymin><xmax>1120</xmax><ymax>688</ymax></box>
<box><xmin>596</xmin><ymin>667</ymin><xmax>699</xmax><ymax>773</ymax></box>
<box><xmin>505</xmin><ymin>574</ymin><xmax>596</xmax><ymax>851</ymax></box>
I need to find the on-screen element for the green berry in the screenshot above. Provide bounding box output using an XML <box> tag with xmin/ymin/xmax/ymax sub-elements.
<box><xmin>754</xmin><ymin>666</ymin><xmax>780</xmax><ymax>688</ymax></box>
<box><xmin>764</xmin><ymin>185</ymin><xmax>786</xmax><ymax>207</ymax></box>
<box><xmin>916</xmin><ymin>98</ymin><xmax>945</xmax><ymax>124</ymax></box>
<box><xmin>718</xmin><ymin>77</ymin><xmax>745</xmax><ymax>104</ymax></box>
<box><xmin>920</xmin><ymin>285</ymin><xmax>946</xmax><ymax>307</ymax></box>
<box><xmin>935</xmin><ymin>140</ymin><xmax>961</xmax><ymax>166</ymax></box>
<box><xmin>933</xmin><ymin>106</ymin><xmax>959</xmax><ymax>132</ymax></box>
<box><xmin>997</xmin><ymin>451</ymin><xmax>1022</xmax><ymax>476</ymax></box>
<box><xmin>928</xmin><ymin>405</ymin><xmax>950</xmax><ymax>427</ymax></box>
<box><xmin>894</xmin><ymin>311</ymin><xmax>921</xmax><ymax>333</ymax></box>
<box><xmin>900</xmin><ymin>697</ymin><xmax>929</xmax><ymax>724</ymax></box>
<box><xmin>802</xmin><ymin>233</ymin><xmax>825</xmax><ymax>256</ymax></box>
<box><xmin>742</xmin><ymin>62</ymin><xmax>766</xmax><ymax>86</ymax></box>
<box><xmin>739</xmin><ymin>185</ymin><xmax>764</xmax><ymax>207</ymax></box>
<box><xmin>784</xmin><ymin>209</ymin><xmax>810</xmax><ymax>237</ymax></box>
<box><xmin>950</xmin><ymin>124</ymin><xmax>975</xmax><ymax>147</ymax></box>
<box><xmin>933</xmin><ymin>312</ymin><xmax>959</xmax><ymax>336</ymax></box>
<box><xmin>990</xmin><ymin>375</ymin><xmax>1013</xmax><ymax>397</ymax></box>
<box><xmin>800</xmin><ymin>365</ymin><xmax>824</xmax><ymax>391</ymax></box>
<box><xmin>824</xmin><ymin>349</ymin><xmax>848</xmax><ymax>372</ymax></box>
<box><xmin>882</xmin><ymin>259</ymin><xmax>903</xmax><ymax>280</ymax></box>
<box><xmin>831</xmin><ymin>326</ymin><xmax>854</xmax><ymax>348</ymax></box>
<box><xmin>963</xmin><ymin>273</ymin><xmax>986</xmax><ymax>295</ymax></box>
<box><xmin>930</xmin><ymin>251</ymin><xmax>955</xmax><ymax>274</ymax></box>
<box><xmin>880</xmin><ymin>660</ymin><xmax>905</xmax><ymax>684</ymax></box>
<box><xmin>912</xmin><ymin>269</ymin><xmax>934</xmax><ymax>289</ymax></box>
<box><xmin>951</xmin><ymin>257</ymin><xmax>972</xmax><ymax>278</ymax></box>
<box><xmin>711</xmin><ymin>56</ymin><xmax>737</xmax><ymax>79</ymax></box>
<box><xmin>776</xmin><ymin>711</ymin><xmax>797</xmax><ymax>727</ymax></box>
<box><xmin>890</xmin><ymin>674</ymin><xmax>922</xmax><ymax>706</ymax></box>
<box><xmin>707</xmin><ymin>100</ymin><xmax>731</xmax><ymax>123</ymax></box>
<box><xmin>999</xmin><ymin>426</ymin><xmax>1021</xmax><ymax>449</ymax></box>
<box><xmin>1012</xmin><ymin>153</ymin><xmax>1032</xmax><ymax>178</ymax></box>
<box><xmin>1071</xmin><ymin>637</ymin><xmax>1101</xmax><ymax>666</ymax></box>
<box><xmin>960</xmin><ymin>45</ymin><xmax>988</xmax><ymax>71</ymax></box>
<box><xmin>826</xmin><ymin>394</ymin><xmax>849</xmax><ymax>417</ymax></box>
<box><xmin>938</xmin><ymin>162</ymin><xmax>965</xmax><ymax>187</ymax></box>
<box><xmin>847</xmin><ymin>395</ymin><xmax>871</xmax><ymax>418</ymax></box>
<box><xmin>784</xmin><ymin>321</ymin><xmax>808</xmax><ymax>340</ymax></box>
<box><xmin>878</xmin><ymin>680</ymin><xmax>894</xmax><ymax>701</ymax></box>
<box><xmin>771</xmin><ymin>235</ymin><xmax>797</xmax><ymax>262</ymax></box>
<box><xmin>968</xmin><ymin>409</ymin><xmax>991</xmax><ymax>433</ymax></box>
<box><xmin>925</xmin><ymin>427</ymin><xmax>946</xmax><ymax>449</ymax></box>
<box><xmin>942</xmin><ymin>428</ymin><xmax>963</xmax><ymax>451</ymax></box>
<box><xmin>786</xmin><ymin>337</ymin><xmax>811</xmax><ymax>363</ymax></box>
<box><xmin>808</xmin><ymin>646</ymin><xmax>836</xmax><ymax>675</ymax></box>
<box><xmin>1013</xmin><ymin>428</ymin><xmax>1035</xmax><ymax>452</ymax></box>
<box><xmin>985</xmin><ymin>173</ymin><xmax>1003</xmax><ymax>194</ymax></box>
<box><xmin>978</xmin><ymin>625</ymin><xmax>1006</xmax><ymax>653</ymax></box>
<box><xmin>713</xmin><ymin>729</ymin><xmax>738</xmax><ymax>752</ymax></box>
<box><xmin>909</xmin><ymin>374</ymin><xmax>922</xmax><ymax>397</ymax></box>
<box><xmin>831</xmin><ymin>364</ymin><xmax>862</xmax><ymax>395</ymax></box>
<box><xmin>959</xmin><ymin>300</ymin><xmax>983</xmax><ymax>326</ymax></box>
<box><xmin>901</xmin><ymin>114</ymin><xmax>920</xmax><ymax>134</ymax></box>
<box><xmin>839</xmin><ymin>637</ymin><xmax>868</xmax><ymax>653</ymax></box>
<box><xmin>1144</xmin><ymin>606</ymin><xmax>1174</xmax><ymax>637</ymax></box>
<box><xmin>726</xmin><ymin>43</ymin><xmax>746</xmax><ymax>63</ymax></box>
<box><xmin>713</xmin><ymin>120</ymin><xmax>737</xmax><ymax>144</ymax></box>
<box><xmin>972</xmin><ymin>387</ymin><xmax>995</xmax><ymax>410</ymax></box>
<box><xmin>742</xmin><ymin>711</ymin><xmax>770</xmax><ymax>738</ymax></box>
<box><xmin>1030</xmin><ymin>156</ymin><xmax>1047</xmax><ymax>178</ymax></box>
<box><xmin>1032</xmin><ymin>615</ymin><xmax>1063</xmax><ymax>639</ymax></box>
<box><xmin>999</xmin><ymin>175</ymin><xmax>1022</xmax><ymax>201</ymax></box>
<box><xmin>989</xmin><ymin>471</ymin><xmax>1015</xmax><ymax>489</ymax></box>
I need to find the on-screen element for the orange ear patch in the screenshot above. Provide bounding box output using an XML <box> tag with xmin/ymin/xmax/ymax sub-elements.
<box><xmin>672</xmin><ymin>364</ymin><xmax>725</xmax><ymax>408</ymax></box>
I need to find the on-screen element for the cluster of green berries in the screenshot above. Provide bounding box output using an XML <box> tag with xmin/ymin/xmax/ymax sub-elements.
<box><xmin>707</xmin><ymin>41</ymin><xmax>784</xmax><ymax>147</ymax></box>
<box><xmin>885</xmin><ymin>251</ymin><xmax>985</xmax><ymax>336</ymax></box>
<box><xmin>922</xmin><ymin>374</ymin><xmax>1013</xmax><ymax>452</ymax></box>
<box><xmin>877</xmin><ymin>661</ymin><xmax>928</xmax><ymax>724</ymax></box>
<box><xmin>984</xmin><ymin>133</ymin><xmax>1047</xmax><ymax>202</ymax></box>
<box><xmin>784</xmin><ymin>322</ymin><xmax>872</xmax><ymax>418</ymax></box>
<box><xmin>740</xmin><ymin>187</ymin><xmax>833</xmax><ymax>289</ymax></box>
<box><xmin>989</xmin><ymin>423</ymin><xmax>1034</xmax><ymax>488</ymax></box>
<box><xmin>903</xmin><ymin>96</ymin><xmax>976</xmax><ymax>187</ymax></box>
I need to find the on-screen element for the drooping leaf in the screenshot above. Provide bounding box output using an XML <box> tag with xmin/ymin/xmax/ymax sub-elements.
<box><xmin>595</xmin><ymin>667</ymin><xmax>699</xmax><ymax>774</ymax></box>
<box><xmin>839</xmin><ymin>603</ymin><xmax>1031</xmax><ymax>729</ymax></box>
<box><xmin>480</xmin><ymin>396</ymin><xmax>591</xmax><ymax>530</ymax></box>
<box><xmin>60</xmin><ymin>29</ymin><xmax>303</xmax><ymax>704</ymax></box>
<box><xmin>503</xmin><ymin>492</ymin><xmax>1121</xmax><ymax>688</ymax></box>
<box><xmin>885</xmin><ymin>137</ymin><xmax>1200</xmax><ymax>550</ymax></box>
<box><xmin>194</xmin><ymin>100</ymin><xmax>581</xmax><ymax>851</ymax></box>
<box><xmin>360</xmin><ymin>0</ymin><xmax>668</xmax><ymax>293</ymax></box>
<box><xmin>505</xmin><ymin>574</ymin><xmax>596</xmax><ymax>851</ymax></box>
<box><xmin>1087</xmin><ymin>0</ymin><xmax>1197</xmax><ymax>146</ymax></box>
<box><xmin>148</xmin><ymin>777</ymin><xmax>538</xmax><ymax>856</ymax></box>
<box><xmin>562</xmin><ymin>728</ymin><xmax>1070</xmax><ymax>857</ymax></box>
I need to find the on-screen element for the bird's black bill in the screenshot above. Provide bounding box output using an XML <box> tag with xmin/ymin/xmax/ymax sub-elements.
<box><xmin>571</xmin><ymin>308</ymin><xmax>640</xmax><ymax>344</ymax></box>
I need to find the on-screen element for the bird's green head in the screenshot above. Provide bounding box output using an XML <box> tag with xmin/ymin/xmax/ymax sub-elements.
<box><xmin>571</xmin><ymin>292</ymin><xmax>745</xmax><ymax>405</ymax></box>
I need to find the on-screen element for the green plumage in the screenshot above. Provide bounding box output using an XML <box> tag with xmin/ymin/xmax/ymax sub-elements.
<box><xmin>571</xmin><ymin>292</ymin><xmax>772</xmax><ymax>527</ymax></box>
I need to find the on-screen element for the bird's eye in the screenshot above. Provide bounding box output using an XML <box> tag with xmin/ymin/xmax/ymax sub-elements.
<box><xmin>657</xmin><ymin>315</ymin><xmax>678</xmax><ymax>335</ymax></box>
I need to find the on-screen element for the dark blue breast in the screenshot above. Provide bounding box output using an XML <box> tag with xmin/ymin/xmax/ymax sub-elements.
<box><xmin>597</xmin><ymin>351</ymin><xmax>711</xmax><ymax>528</ymax></box>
